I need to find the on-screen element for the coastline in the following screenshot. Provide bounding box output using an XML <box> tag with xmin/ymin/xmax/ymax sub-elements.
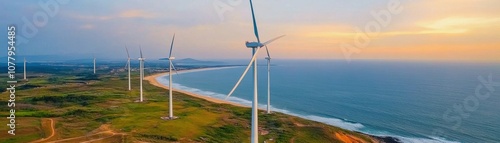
<box><xmin>144</xmin><ymin>67</ymin><xmax>249</xmax><ymax>108</ymax></box>
<box><xmin>144</xmin><ymin>67</ymin><xmax>401</xmax><ymax>143</ymax></box>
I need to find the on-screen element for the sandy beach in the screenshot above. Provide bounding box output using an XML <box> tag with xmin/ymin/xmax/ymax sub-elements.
<box><xmin>144</xmin><ymin>67</ymin><xmax>249</xmax><ymax>108</ymax></box>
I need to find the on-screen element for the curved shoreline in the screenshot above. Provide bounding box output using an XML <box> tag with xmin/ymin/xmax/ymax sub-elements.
<box><xmin>144</xmin><ymin>67</ymin><xmax>249</xmax><ymax>108</ymax></box>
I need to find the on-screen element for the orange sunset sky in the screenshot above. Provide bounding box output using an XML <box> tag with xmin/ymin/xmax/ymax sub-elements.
<box><xmin>2</xmin><ymin>0</ymin><xmax>499</xmax><ymax>62</ymax></box>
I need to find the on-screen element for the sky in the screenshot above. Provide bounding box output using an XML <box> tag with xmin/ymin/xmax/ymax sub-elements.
<box><xmin>1</xmin><ymin>0</ymin><xmax>499</xmax><ymax>62</ymax></box>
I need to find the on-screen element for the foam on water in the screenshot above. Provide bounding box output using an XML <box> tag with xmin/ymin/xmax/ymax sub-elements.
<box><xmin>363</xmin><ymin>129</ymin><xmax>461</xmax><ymax>143</ymax></box>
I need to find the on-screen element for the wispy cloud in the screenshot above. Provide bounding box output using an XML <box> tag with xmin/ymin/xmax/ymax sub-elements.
<box><xmin>419</xmin><ymin>17</ymin><xmax>500</xmax><ymax>34</ymax></box>
<box><xmin>69</xmin><ymin>14</ymin><xmax>112</xmax><ymax>21</ymax></box>
<box><xmin>68</xmin><ymin>9</ymin><xmax>157</xmax><ymax>21</ymax></box>
<box><xmin>118</xmin><ymin>10</ymin><xmax>157</xmax><ymax>19</ymax></box>
<box><xmin>307</xmin><ymin>16</ymin><xmax>500</xmax><ymax>39</ymax></box>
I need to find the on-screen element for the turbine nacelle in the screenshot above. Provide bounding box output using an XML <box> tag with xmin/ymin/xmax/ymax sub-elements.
<box><xmin>246</xmin><ymin>41</ymin><xmax>264</xmax><ymax>48</ymax></box>
<box><xmin>138</xmin><ymin>58</ymin><xmax>145</xmax><ymax>61</ymax></box>
<box><xmin>168</xmin><ymin>57</ymin><xmax>176</xmax><ymax>60</ymax></box>
<box><xmin>265</xmin><ymin>57</ymin><xmax>271</xmax><ymax>60</ymax></box>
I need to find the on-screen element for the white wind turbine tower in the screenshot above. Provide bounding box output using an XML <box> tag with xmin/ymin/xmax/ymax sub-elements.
<box><xmin>162</xmin><ymin>34</ymin><xmax>179</xmax><ymax>120</ymax></box>
<box><xmin>125</xmin><ymin>47</ymin><xmax>131</xmax><ymax>91</ymax></box>
<box><xmin>93</xmin><ymin>55</ymin><xmax>96</xmax><ymax>74</ymax></box>
<box><xmin>138</xmin><ymin>48</ymin><xmax>145</xmax><ymax>102</ymax></box>
<box><xmin>225</xmin><ymin>0</ymin><xmax>285</xmax><ymax>142</ymax></box>
<box><xmin>24</xmin><ymin>58</ymin><xmax>27</xmax><ymax>80</ymax></box>
<box><xmin>265</xmin><ymin>50</ymin><xmax>271</xmax><ymax>114</ymax></box>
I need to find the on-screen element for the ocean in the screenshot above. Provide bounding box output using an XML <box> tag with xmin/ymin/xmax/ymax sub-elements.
<box><xmin>156</xmin><ymin>60</ymin><xmax>500</xmax><ymax>143</ymax></box>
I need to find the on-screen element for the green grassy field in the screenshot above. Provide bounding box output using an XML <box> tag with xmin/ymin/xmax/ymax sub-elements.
<box><xmin>0</xmin><ymin>68</ymin><xmax>379</xmax><ymax>143</ymax></box>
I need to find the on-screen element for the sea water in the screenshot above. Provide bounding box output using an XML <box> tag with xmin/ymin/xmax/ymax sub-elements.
<box><xmin>156</xmin><ymin>60</ymin><xmax>500</xmax><ymax>143</ymax></box>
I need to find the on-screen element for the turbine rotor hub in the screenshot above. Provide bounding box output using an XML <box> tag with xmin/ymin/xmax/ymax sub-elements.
<box><xmin>246</xmin><ymin>41</ymin><xmax>263</xmax><ymax>48</ymax></box>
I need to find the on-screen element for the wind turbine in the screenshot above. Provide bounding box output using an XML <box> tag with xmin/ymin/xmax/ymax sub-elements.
<box><xmin>24</xmin><ymin>58</ymin><xmax>27</xmax><ymax>80</ymax></box>
<box><xmin>138</xmin><ymin>47</ymin><xmax>145</xmax><ymax>102</ymax></box>
<box><xmin>225</xmin><ymin>0</ymin><xmax>284</xmax><ymax>142</ymax></box>
<box><xmin>125</xmin><ymin>47</ymin><xmax>131</xmax><ymax>91</ymax></box>
<box><xmin>93</xmin><ymin>55</ymin><xmax>96</xmax><ymax>74</ymax></box>
<box><xmin>265</xmin><ymin>46</ymin><xmax>271</xmax><ymax>114</ymax></box>
<box><xmin>162</xmin><ymin>34</ymin><xmax>179</xmax><ymax>120</ymax></box>
<box><xmin>264</xmin><ymin>36</ymin><xmax>285</xmax><ymax>115</ymax></box>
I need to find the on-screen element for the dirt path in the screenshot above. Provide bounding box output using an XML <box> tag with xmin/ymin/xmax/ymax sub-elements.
<box><xmin>31</xmin><ymin>118</ymin><xmax>55</xmax><ymax>143</ymax></box>
<box><xmin>80</xmin><ymin>131</ymin><xmax>119</xmax><ymax>143</ymax></box>
<box><xmin>47</xmin><ymin>131</ymin><xmax>115</xmax><ymax>143</ymax></box>
<box><xmin>46</xmin><ymin>124</ymin><xmax>126</xmax><ymax>143</ymax></box>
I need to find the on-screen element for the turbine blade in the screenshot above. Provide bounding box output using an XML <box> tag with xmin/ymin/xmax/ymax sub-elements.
<box><xmin>140</xmin><ymin>46</ymin><xmax>143</xmax><ymax>58</ymax></box>
<box><xmin>262</xmin><ymin>35</ymin><xmax>285</xmax><ymax>46</ymax></box>
<box><xmin>226</xmin><ymin>47</ymin><xmax>263</xmax><ymax>99</ymax></box>
<box><xmin>170</xmin><ymin>61</ymin><xmax>179</xmax><ymax>75</ymax></box>
<box><xmin>124</xmin><ymin>61</ymin><xmax>128</xmax><ymax>69</ymax></box>
<box><xmin>249</xmin><ymin>0</ymin><xmax>260</xmax><ymax>43</ymax></box>
<box><xmin>169</xmin><ymin>34</ymin><xmax>176</xmax><ymax>58</ymax></box>
<box><xmin>265</xmin><ymin>45</ymin><xmax>271</xmax><ymax>59</ymax></box>
<box><xmin>125</xmin><ymin>46</ymin><xmax>130</xmax><ymax>58</ymax></box>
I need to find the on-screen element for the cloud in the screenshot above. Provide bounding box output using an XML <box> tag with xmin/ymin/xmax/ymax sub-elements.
<box><xmin>68</xmin><ymin>14</ymin><xmax>112</xmax><ymax>21</ymax></box>
<box><xmin>118</xmin><ymin>10</ymin><xmax>157</xmax><ymax>19</ymax></box>
<box><xmin>68</xmin><ymin>9</ymin><xmax>157</xmax><ymax>21</ymax></box>
<box><xmin>307</xmin><ymin>16</ymin><xmax>500</xmax><ymax>40</ymax></box>
<box><xmin>419</xmin><ymin>17</ymin><xmax>500</xmax><ymax>33</ymax></box>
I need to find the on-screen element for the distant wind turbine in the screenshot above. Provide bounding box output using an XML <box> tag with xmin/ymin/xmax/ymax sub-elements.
<box><xmin>138</xmin><ymin>47</ymin><xmax>145</xmax><ymax>102</ymax></box>
<box><xmin>24</xmin><ymin>58</ymin><xmax>27</xmax><ymax>80</ymax></box>
<box><xmin>264</xmin><ymin>36</ymin><xmax>284</xmax><ymax>114</ymax></box>
<box><xmin>225</xmin><ymin>0</ymin><xmax>285</xmax><ymax>142</ymax></box>
<box><xmin>93</xmin><ymin>55</ymin><xmax>96</xmax><ymax>74</ymax></box>
<box><xmin>125</xmin><ymin>47</ymin><xmax>131</xmax><ymax>91</ymax></box>
<box><xmin>162</xmin><ymin>34</ymin><xmax>179</xmax><ymax>120</ymax></box>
